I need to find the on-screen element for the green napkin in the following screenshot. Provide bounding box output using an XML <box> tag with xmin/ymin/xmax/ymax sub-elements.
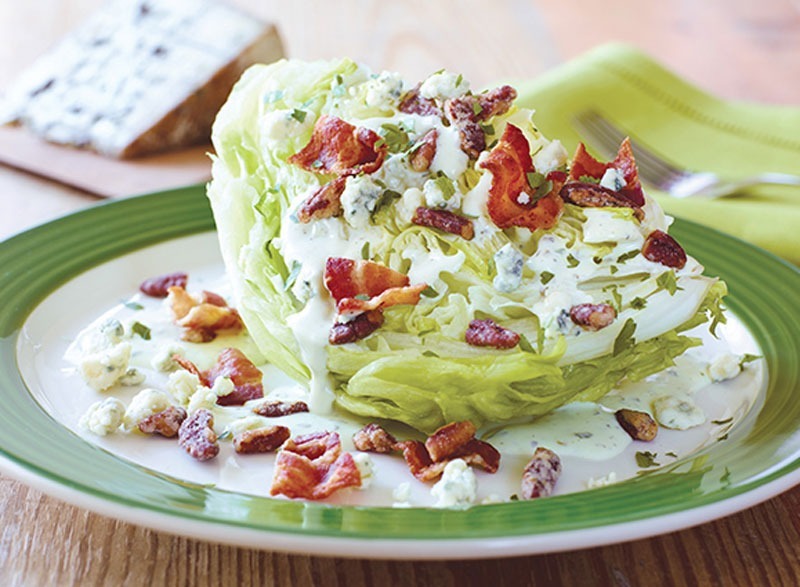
<box><xmin>511</xmin><ymin>43</ymin><xmax>800</xmax><ymax>265</ymax></box>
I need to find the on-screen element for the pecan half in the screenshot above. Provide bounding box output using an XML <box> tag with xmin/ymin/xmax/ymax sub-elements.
<box><xmin>138</xmin><ymin>405</ymin><xmax>187</xmax><ymax>438</ymax></box>
<box><xmin>178</xmin><ymin>409</ymin><xmax>219</xmax><ymax>461</ymax></box>
<box><xmin>412</xmin><ymin>207</ymin><xmax>474</xmax><ymax>240</ymax></box>
<box><xmin>642</xmin><ymin>230</ymin><xmax>687</xmax><ymax>269</ymax></box>
<box><xmin>465</xmin><ymin>318</ymin><xmax>520</xmax><ymax>349</ymax></box>
<box><xmin>425</xmin><ymin>420</ymin><xmax>477</xmax><ymax>462</ymax></box>
<box><xmin>352</xmin><ymin>423</ymin><xmax>398</xmax><ymax>453</ymax></box>
<box><xmin>569</xmin><ymin>303</ymin><xmax>617</xmax><ymax>331</ymax></box>
<box><xmin>396</xmin><ymin>440</ymin><xmax>449</xmax><ymax>482</ymax></box>
<box><xmin>453</xmin><ymin>439</ymin><xmax>501</xmax><ymax>474</ymax></box>
<box><xmin>253</xmin><ymin>400</ymin><xmax>309</xmax><ymax>418</ymax></box>
<box><xmin>233</xmin><ymin>426</ymin><xmax>290</xmax><ymax>454</ymax></box>
<box><xmin>139</xmin><ymin>271</ymin><xmax>188</xmax><ymax>298</ymax></box>
<box><xmin>444</xmin><ymin>85</ymin><xmax>516</xmax><ymax>159</ymax></box>
<box><xmin>398</xmin><ymin>85</ymin><xmax>441</xmax><ymax>117</ymax></box>
<box><xmin>328</xmin><ymin>310</ymin><xmax>384</xmax><ymax>344</ymax></box>
<box><xmin>615</xmin><ymin>409</ymin><xmax>658</xmax><ymax>441</ymax></box>
<box><xmin>560</xmin><ymin>182</ymin><xmax>644</xmax><ymax>221</ymax></box>
<box><xmin>521</xmin><ymin>447</ymin><xmax>562</xmax><ymax>499</ymax></box>
<box><xmin>297</xmin><ymin>176</ymin><xmax>347</xmax><ymax>223</ymax></box>
<box><xmin>408</xmin><ymin>129</ymin><xmax>437</xmax><ymax>172</ymax></box>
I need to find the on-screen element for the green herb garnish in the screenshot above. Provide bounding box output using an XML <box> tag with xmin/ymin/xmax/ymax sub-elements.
<box><xmin>635</xmin><ymin>451</ymin><xmax>660</xmax><ymax>468</ymax></box>
<box><xmin>421</xmin><ymin>285</ymin><xmax>439</xmax><ymax>298</ymax></box>
<box><xmin>613</xmin><ymin>318</ymin><xmax>636</xmax><ymax>356</ymax></box>
<box><xmin>284</xmin><ymin>261</ymin><xmax>302</xmax><ymax>291</ymax></box>
<box><xmin>290</xmin><ymin>109</ymin><xmax>307</xmax><ymax>123</ymax></box>
<box><xmin>656</xmin><ymin>271</ymin><xmax>682</xmax><ymax>296</ymax></box>
<box><xmin>432</xmin><ymin>174</ymin><xmax>456</xmax><ymax>200</ymax></box>
<box><xmin>123</xmin><ymin>301</ymin><xmax>144</xmax><ymax>311</ymax></box>
<box><xmin>616</xmin><ymin>249</ymin><xmax>640</xmax><ymax>264</ymax></box>
<box><xmin>131</xmin><ymin>321</ymin><xmax>151</xmax><ymax>341</ymax></box>
<box><xmin>566</xmin><ymin>254</ymin><xmax>580</xmax><ymax>268</ymax></box>
<box><xmin>360</xmin><ymin>242</ymin><xmax>370</xmax><ymax>260</ymax></box>
<box><xmin>540</xmin><ymin>271</ymin><xmax>555</xmax><ymax>285</ymax></box>
<box><xmin>629</xmin><ymin>296</ymin><xmax>647</xmax><ymax>310</ymax></box>
<box><xmin>379</xmin><ymin>123</ymin><xmax>411</xmax><ymax>154</ymax></box>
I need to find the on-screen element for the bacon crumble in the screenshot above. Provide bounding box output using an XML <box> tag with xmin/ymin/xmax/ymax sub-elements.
<box><xmin>412</xmin><ymin>206</ymin><xmax>474</xmax><ymax>240</ymax></box>
<box><xmin>465</xmin><ymin>318</ymin><xmax>520</xmax><ymax>349</ymax></box>
<box><xmin>269</xmin><ymin>431</ymin><xmax>362</xmax><ymax>500</ymax></box>
<box><xmin>167</xmin><ymin>285</ymin><xmax>243</xmax><ymax>343</ymax></box>
<box><xmin>174</xmin><ymin>348</ymin><xmax>264</xmax><ymax>406</ymax></box>
<box><xmin>480</xmin><ymin>124</ymin><xmax>564</xmax><ymax>231</ymax></box>
<box><xmin>567</xmin><ymin>139</ymin><xmax>644</xmax><ymax>207</ymax></box>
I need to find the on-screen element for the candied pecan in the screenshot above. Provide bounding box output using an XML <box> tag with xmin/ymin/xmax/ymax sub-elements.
<box><xmin>396</xmin><ymin>440</ymin><xmax>449</xmax><ymax>482</ymax></box>
<box><xmin>139</xmin><ymin>271</ymin><xmax>188</xmax><ymax>298</ymax></box>
<box><xmin>615</xmin><ymin>409</ymin><xmax>658</xmax><ymax>441</ymax></box>
<box><xmin>474</xmin><ymin>85</ymin><xmax>517</xmax><ymax>120</ymax></box>
<box><xmin>253</xmin><ymin>400</ymin><xmax>309</xmax><ymax>418</ymax></box>
<box><xmin>398</xmin><ymin>85</ymin><xmax>441</xmax><ymax>117</ymax></box>
<box><xmin>642</xmin><ymin>230</ymin><xmax>687</xmax><ymax>269</ymax></box>
<box><xmin>288</xmin><ymin>115</ymin><xmax>386</xmax><ymax>176</ymax></box>
<box><xmin>297</xmin><ymin>176</ymin><xmax>347</xmax><ymax>223</ymax></box>
<box><xmin>425</xmin><ymin>420</ymin><xmax>477</xmax><ymax>462</ymax></box>
<box><xmin>465</xmin><ymin>318</ymin><xmax>520</xmax><ymax>349</ymax></box>
<box><xmin>199</xmin><ymin>291</ymin><xmax>228</xmax><ymax>307</ymax></box>
<box><xmin>409</xmin><ymin>129</ymin><xmax>438</xmax><ymax>172</ymax></box>
<box><xmin>352</xmin><ymin>423</ymin><xmax>398</xmax><ymax>453</ymax></box>
<box><xmin>521</xmin><ymin>447</ymin><xmax>562</xmax><ymax>499</ymax></box>
<box><xmin>453</xmin><ymin>439</ymin><xmax>501</xmax><ymax>474</ymax></box>
<box><xmin>138</xmin><ymin>405</ymin><xmax>187</xmax><ymax>438</ymax></box>
<box><xmin>233</xmin><ymin>426</ymin><xmax>291</xmax><ymax>454</ymax></box>
<box><xmin>444</xmin><ymin>98</ymin><xmax>485</xmax><ymax>159</ymax></box>
<box><xmin>173</xmin><ymin>354</ymin><xmax>205</xmax><ymax>383</ymax></box>
<box><xmin>560</xmin><ymin>182</ymin><xmax>644</xmax><ymax>221</ymax></box>
<box><xmin>569</xmin><ymin>303</ymin><xmax>617</xmax><ymax>331</ymax></box>
<box><xmin>178</xmin><ymin>409</ymin><xmax>219</xmax><ymax>461</ymax></box>
<box><xmin>328</xmin><ymin>310</ymin><xmax>384</xmax><ymax>344</ymax></box>
<box><xmin>412</xmin><ymin>207</ymin><xmax>474</xmax><ymax>240</ymax></box>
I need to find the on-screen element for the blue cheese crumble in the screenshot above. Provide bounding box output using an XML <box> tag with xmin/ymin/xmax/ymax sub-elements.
<box><xmin>79</xmin><ymin>397</ymin><xmax>126</xmax><ymax>436</ymax></box>
<box><xmin>430</xmin><ymin>458</ymin><xmax>477</xmax><ymax>509</ymax></box>
<box><xmin>493</xmin><ymin>243</ymin><xmax>524</xmax><ymax>292</ymax></box>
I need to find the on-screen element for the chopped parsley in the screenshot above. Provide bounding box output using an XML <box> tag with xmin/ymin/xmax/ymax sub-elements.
<box><xmin>422</xmin><ymin>350</ymin><xmax>439</xmax><ymax>358</ymax></box>
<box><xmin>524</xmin><ymin>172</ymin><xmax>553</xmax><ymax>204</ymax></box>
<box><xmin>603</xmin><ymin>284</ymin><xmax>622</xmax><ymax>311</ymax></box>
<box><xmin>613</xmin><ymin>318</ymin><xmax>637</xmax><ymax>356</ymax></box>
<box><xmin>379</xmin><ymin>122</ymin><xmax>412</xmax><ymax>154</ymax></box>
<box><xmin>472</xmin><ymin>101</ymin><xmax>483</xmax><ymax>117</ymax></box>
<box><xmin>480</xmin><ymin>124</ymin><xmax>494</xmax><ymax>136</ymax></box>
<box><xmin>566</xmin><ymin>254</ymin><xmax>580</xmax><ymax>268</ymax></box>
<box><xmin>578</xmin><ymin>175</ymin><xmax>600</xmax><ymax>184</ymax></box>
<box><xmin>290</xmin><ymin>108</ymin><xmax>307</xmax><ymax>123</ymax></box>
<box><xmin>739</xmin><ymin>353</ymin><xmax>761</xmax><ymax>367</ymax></box>
<box><xmin>354</xmin><ymin>293</ymin><xmax>370</xmax><ymax>301</ymax></box>
<box><xmin>635</xmin><ymin>451</ymin><xmax>660</xmax><ymax>468</ymax></box>
<box><xmin>655</xmin><ymin>271</ymin><xmax>682</xmax><ymax>296</ymax></box>
<box><xmin>360</xmin><ymin>242</ymin><xmax>370</xmax><ymax>260</ymax></box>
<box><xmin>540</xmin><ymin>271</ymin><xmax>555</xmax><ymax>285</ymax></box>
<box><xmin>616</xmin><ymin>249</ymin><xmax>640</xmax><ymax>264</ymax></box>
<box><xmin>131</xmin><ymin>321</ymin><xmax>151</xmax><ymax>341</ymax></box>
<box><xmin>332</xmin><ymin>74</ymin><xmax>346</xmax><ymax>97</ymax></box>
<box><xmin>370</xmin><ymin>189</ymin><xmax>402</xmax><ymax>221</ymax></box>
<box><xmin>123</xmin><ymin>300</ymin><xmax>144</xmax><ymax>311</ymax></box>
<box><xmin>420</xmin><ymin>285</ymin><xmax>439</xmax><ymax>298</ymax></box>
<box><xmin>629</xmin><ymin>296</ymin><xmax>647</xmax><ymax>310</ymax></box>
<box><xmin>432</xmin><ymin>173</ymin><xmax>456</xmax><ymax>200</ymax></box>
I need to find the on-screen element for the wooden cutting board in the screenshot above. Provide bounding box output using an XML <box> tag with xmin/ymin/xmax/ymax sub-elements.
<box><xmin>0</xmin><ymin>125</ymin><xmax>212</xmax><ymax>198</ymax></box>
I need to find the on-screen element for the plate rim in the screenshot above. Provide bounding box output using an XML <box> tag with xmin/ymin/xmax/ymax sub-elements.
<box><xmin>1</xmin><ymin>185</ymin><xmax>799</xmax><ymax>557</ymax></box>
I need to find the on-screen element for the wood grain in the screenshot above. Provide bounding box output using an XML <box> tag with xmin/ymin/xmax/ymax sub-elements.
<box><xmin>1</xmin><ymin>1</ymin><xmax>799</xmax><ymax>585</ymax></box>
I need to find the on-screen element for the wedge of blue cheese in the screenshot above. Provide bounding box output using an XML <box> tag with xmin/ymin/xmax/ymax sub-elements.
<box><xmin>0</xmin><ymin>0</ymin><xmax>283</xmax><ymax>158</ymax></box>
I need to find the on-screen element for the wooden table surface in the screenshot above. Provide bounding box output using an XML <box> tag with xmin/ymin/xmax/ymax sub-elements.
<box><xmin>1</xmin><ymin>1</ymin><xmax>799</xmax><ymax>585</ymax></box>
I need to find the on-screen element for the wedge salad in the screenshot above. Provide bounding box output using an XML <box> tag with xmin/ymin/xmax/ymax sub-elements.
<box><xmin>207</xmin><ymin>58</ymin><xmax>726</xmax><ymax>434</ymax></box>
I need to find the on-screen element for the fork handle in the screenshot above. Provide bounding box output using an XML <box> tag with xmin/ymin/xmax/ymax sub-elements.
<box><xmin>690</xmin><ymin>172</ymin><xmax>800</xmax><ymax>199</ymax></box>
<box><xmin>745</xmin><ymin>173</ymin><xmax>800</xmax><ymax>188</ymax></box>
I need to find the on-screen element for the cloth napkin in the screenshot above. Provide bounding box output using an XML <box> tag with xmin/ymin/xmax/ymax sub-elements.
<box><xmin>511</xmin><ymin>43</ymin><xmax>800</xmax><ymax>265</ymax></box>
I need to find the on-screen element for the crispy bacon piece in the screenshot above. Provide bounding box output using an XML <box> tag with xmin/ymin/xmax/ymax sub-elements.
<box><xmin>324</xmin><ymin>257</ymin><xmax>410</xmax><ymax>301</ymax></box>
<box><xmin>453</xmin><ymin>439</ymin><xmax>501</xmax><ymax>474</ymax></box>
<box><xmin>140</xmin><ymin>271</ymin><xmax>188</xmax><ymax>298</ymax></box>
<box><xmin>270</xmin><ymin>431</ymin><xmax>362</xmax><ymax>500</ymax></box>
<box><xmin>567</xmin><ymin>139</ymin><xmax>644</xmax><ymax>207</ymax></box>
<box><xmin>398</xmin><ymin>85</ymin><xmax>441</xmax><ymax>117</ymax></box>
<box><xmin>412</xmin><ymin>207</ymin><xmax>474</xmax><ymax>240</ymax></box>
<box><xmin>444</xmin><ymin>85</ymin><xmax>516</xmax><ymax>159</ymax></box>
<box><xmin>297</xmin><ymin>176</ymin><xmax>347</xmax><ymax>223</ymax></box>
<box><xmin>336</xmin><ymin>283</ymin><xmax>427</xmax><ymax>319</ymax></box>
<box><xmin>233</xmin><ymin>426</ymin><xmax>290</xmax><ymax>454</ymax></box>
<box><xmin>328</xmin><ymin>310</ymin><xmax>385</xmax><ymax>344</ymax></box>
<box><xmin>480</xmin><ymin>124</ymin><xmax>564</xmax><ymax>231</ymax></box>
<box><xmin>465</xmin><ymin>318</ymin><xmax>520</xmax><ymax>349</ymax></box>
<box><xmin>288</xmin><ymin>115</ymin><xmax>386</xmax><ymax>176</ymax></box>
<box><xmin>521</xmin><ymin>447</ymin><xmax>562</xmax><ymax>499</ymax></box>
<box><xmin>206</xmin><ymin>348</ymin><xmax>264</xmax><ymax>406</ymax></box>
<box><xmin>559</xmin><ymin>182</ymin><xmax>644</xmax><ymax>221</ymax></box>
<box><xmin>642</xmin><ymin>230</ymin><xmax>687</xmax><ymax>269</ymax></box>
<box><xmin>174</xmin><ymin>348</ymin><xmax>264</xmax><ymax>406</ymax></box>
<box><xmin>569</xmin><ymin>303</ymin><xmax>617</xmax><ymax>331</ymax></box>
<box><xmin>352</xmin><ymin>423</ymin><xmax>398</xmax><ymax>453</ymax></box>
<box><xmin>408</xmin><ymin>129</ymin><xmax>438</xmax><ymax>172</ymax></box>
<box><xmin>167</xmin><ymin>286</ymin><xmax>243</xmax><ymax>343</ymax></box>
<box><xmin>425</xmin><ymin>421</ymin><xmax>477</xmax><ymax>462</ymax></box>
<box><xmin>252</xmin><ymin>400</ymin><xmax>309</xmax><ymax>418</ymax></box>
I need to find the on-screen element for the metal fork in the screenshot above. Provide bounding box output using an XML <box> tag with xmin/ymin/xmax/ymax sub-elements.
<box><xmin>573</xmin><ymin>110</ymin><xmax>800</xmax><ymax>199</ymax></box>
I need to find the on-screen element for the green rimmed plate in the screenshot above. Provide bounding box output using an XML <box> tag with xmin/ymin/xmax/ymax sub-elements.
<box><xmin>1</xmin><ymin>185</ymin><xmax>798</xmax><ymax>559</ymax></box>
